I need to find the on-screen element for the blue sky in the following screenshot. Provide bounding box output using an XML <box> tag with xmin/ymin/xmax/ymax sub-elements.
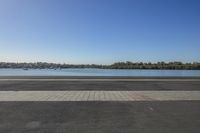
<box><xmin>0</xmin><ymin>0</ymin><xmax>200</xmax><ymax>64</ymax></box>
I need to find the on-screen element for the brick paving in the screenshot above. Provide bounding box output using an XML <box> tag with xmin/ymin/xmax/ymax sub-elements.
<box><xmin>0</xmin><ymin>91</ymin><xmax>199</xmax><ymax>101</ymax></box>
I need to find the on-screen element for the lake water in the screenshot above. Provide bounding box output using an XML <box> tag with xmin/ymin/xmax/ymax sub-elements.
<box><xmin>0</xmin><ymin>68</ymin><xmax>200</xmax><ymax>77</ymax></box>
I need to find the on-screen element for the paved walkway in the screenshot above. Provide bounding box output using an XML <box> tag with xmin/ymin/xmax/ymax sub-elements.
<box><xmin>0</xmin><ymin>91</ymin><xmax>200</xmax><ymax>101</ymax></box>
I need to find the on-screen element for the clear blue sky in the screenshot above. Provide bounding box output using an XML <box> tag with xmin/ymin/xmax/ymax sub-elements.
<box><xmin>0</xmin><ymin>0</ymin><xmax>200</xmax><ymax>64</ymax></box>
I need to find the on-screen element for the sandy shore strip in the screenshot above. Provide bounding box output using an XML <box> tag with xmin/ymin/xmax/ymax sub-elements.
<box><xmin>0</xmin><ymin>78</ymin><xmax>200</xmax><ymax>81</ymax></box>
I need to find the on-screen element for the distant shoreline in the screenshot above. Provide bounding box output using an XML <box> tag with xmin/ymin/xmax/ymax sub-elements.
<box><xmin>0</xmin><ymin>61</ymin><xmax>200</xmax><ymax>70</ymax></box>
<box><xmin>1</xmin><ymin>68</ymin><xmax>200</xmax><ymax>70</ymax></box>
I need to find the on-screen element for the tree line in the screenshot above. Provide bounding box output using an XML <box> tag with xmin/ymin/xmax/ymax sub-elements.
<box><xmin>0</xmin><ymin>61</ymin><xmax>200</xmax><ymax>70</ymax></box>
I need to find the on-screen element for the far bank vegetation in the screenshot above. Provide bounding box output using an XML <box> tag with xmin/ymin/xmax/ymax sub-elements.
<box><xmin>0</xmin><ymin>61</ymin><xmax>200</xmax><ymax>70</ymax></box>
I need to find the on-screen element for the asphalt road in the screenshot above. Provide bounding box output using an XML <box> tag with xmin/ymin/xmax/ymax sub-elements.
<box><xmin>0</xmin><ymin>80</ymin><xmax>200</xmax><ymax>91</ymax></box>
<box><xmin>0</xmin><ymin>77</ymin><xmax>200</xmax><ymax>133</ymax></box>
<box><xmin>0</xmin><ymin>101</ymin><xmax>200</xmax><ymax>133</ymax></box>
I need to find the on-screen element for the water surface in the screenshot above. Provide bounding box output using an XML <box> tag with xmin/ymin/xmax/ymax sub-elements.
<box><xmin>0</xmin><ymin>68</ymin><xmax>200</xmax><ymax>77</ymax></box>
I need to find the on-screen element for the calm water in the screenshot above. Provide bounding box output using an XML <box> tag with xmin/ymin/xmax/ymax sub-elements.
<box><xmin>0</xmin><ymin>68</ymin><xmax>200</xmax><ymax>77</ymax></box>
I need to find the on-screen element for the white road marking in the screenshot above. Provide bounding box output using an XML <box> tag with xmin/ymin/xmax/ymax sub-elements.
<box><xmin>0</xmin><ymin>91</ymin><xmax>200</xmax><ymax>101</ymax></box>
